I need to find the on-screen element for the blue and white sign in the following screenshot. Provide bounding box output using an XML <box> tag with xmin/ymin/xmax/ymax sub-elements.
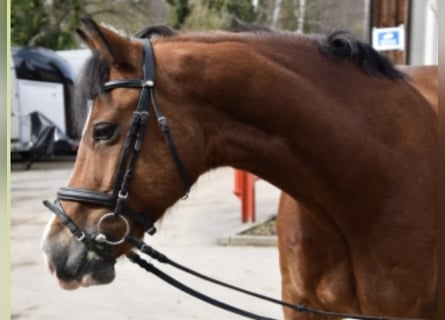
<box><xmin>372</xmin><ymin>25</ymin><xmax>405</xmax><ymax>51</ymax></box>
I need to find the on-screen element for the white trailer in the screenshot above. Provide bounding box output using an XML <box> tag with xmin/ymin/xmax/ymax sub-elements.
<box><xmin>11</xmin><ymin>46</ymin><xmax>79</xmax><ymax>166</ymax></box>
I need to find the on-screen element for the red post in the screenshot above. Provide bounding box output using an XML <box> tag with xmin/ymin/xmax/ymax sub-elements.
<box><xmin>233</xmin><ymin>169</ymin><xmax>256</xmax><ymax>223</ymax></box>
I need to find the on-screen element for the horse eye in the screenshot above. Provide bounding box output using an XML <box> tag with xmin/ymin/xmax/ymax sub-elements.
<box><xmin>93</xmin><ymin>123</ymin><xmax>118</xmax><ymax>141</ymax></box>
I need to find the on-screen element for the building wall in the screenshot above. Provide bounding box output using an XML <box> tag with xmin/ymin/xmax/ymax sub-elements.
<box><xmin>409</xmin><ymin>0</ymin><xmax>438</xmax><ymax>65</ymax></box>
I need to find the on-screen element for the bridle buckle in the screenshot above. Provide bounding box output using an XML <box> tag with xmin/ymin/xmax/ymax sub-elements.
<box><xmin>75</xmin><ymin>231</ymin><xmax>87</xmax><ymax>242</ymax></box>
<box><xmin>144</xmin><ymin>80</ymin><xmax>154</xmax><ymax>87</ymax></box>
<box><xmin>118</xmin><ymin>191</ymin><xmax>129</xmax><ymax>199</ymax></box>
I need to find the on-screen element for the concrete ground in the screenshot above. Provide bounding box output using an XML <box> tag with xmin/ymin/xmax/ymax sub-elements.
<box><xmin>11</xmin><ymin>158</ymin><xmax>283</xmax><ymax>320</ymax></box>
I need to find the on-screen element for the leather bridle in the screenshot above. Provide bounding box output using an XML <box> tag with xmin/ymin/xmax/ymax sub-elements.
<box><xmin>43</xmin><ymin>38</ymin><xmax>190</xmax><ymax>250</ymax></box>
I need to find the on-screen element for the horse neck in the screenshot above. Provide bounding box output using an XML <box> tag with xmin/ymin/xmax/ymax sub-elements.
<box><xmin>154</xmin><ymin>38</ymin><xmax>436</xmax><ymax>215</ymax></box>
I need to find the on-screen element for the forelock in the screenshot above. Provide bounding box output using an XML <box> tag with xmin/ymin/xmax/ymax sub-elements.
<box><xmin>73</xmin><ymin>52</ymin><xmax>110</xmax><ymax>114</ymax></box>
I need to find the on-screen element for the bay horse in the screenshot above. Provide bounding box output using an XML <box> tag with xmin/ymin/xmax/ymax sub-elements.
<box><xmin>41</xmin><ymin>18</ymin><xmax>437</xmax><ymax>320</ymax></box>
<box><xmin>276</xmin><ymin>64</ymin><xmax>438</xmax><ymax>320</ymax></box>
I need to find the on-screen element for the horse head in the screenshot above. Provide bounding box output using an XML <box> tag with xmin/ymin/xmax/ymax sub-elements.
<box><xmin>41</xmin><ymin>18</ymin><xmax>204</xmax><ymax>289</ymax></box>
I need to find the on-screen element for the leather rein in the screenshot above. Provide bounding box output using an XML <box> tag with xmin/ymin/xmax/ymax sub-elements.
<box><xmin>43</xmin><ymin>38</ymin><xmax>428</xmax><ymax>320</ymax></box>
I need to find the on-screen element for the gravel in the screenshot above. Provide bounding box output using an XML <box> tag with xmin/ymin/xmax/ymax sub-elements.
<box><xmin>240</xmin><ymin>216</ymin><xmax>277</xmax><ymax>236</ymax></box>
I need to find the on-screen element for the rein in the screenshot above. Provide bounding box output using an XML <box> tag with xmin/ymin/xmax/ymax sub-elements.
<box><xmin>126</xmin><ymin>235</ymin><xmax>428</xmax><ymax>320</ymax></box>
<box><xmin>43</xmin><ymin>38</ymin><xmax>429</xmax><ymax>320</ymax></box>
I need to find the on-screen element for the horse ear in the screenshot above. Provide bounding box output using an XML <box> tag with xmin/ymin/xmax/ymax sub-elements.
<box><xmin>76</xmin><ymin>17</ymin><xmax>136</xmax><ymax>66</ymax></box>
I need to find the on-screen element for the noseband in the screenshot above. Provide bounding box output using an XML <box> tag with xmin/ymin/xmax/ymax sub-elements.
<box><xmin>43</xmin><ymin>39</ymin><xmax>190</xmax><ymax>249</ymax></box>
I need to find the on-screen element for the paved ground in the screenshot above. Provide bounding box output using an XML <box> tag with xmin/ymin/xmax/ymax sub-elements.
<box><xmin>11</xmin><ymin>157</ymin><xmax>283</xmax><ymax>320</ymax></box>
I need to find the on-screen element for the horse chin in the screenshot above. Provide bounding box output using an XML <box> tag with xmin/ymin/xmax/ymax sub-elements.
<box><xmin>57</xmin><ymin>269</ymin><xmax>115</xmax><ymax>290</ymax></box>
<box><xmin>43</xmin><ymin>246</ymin><xmax>116</xmax><ymax>290</ymax></box>
<box><xmin>61</xmin><ymin>260</ymin><xmax>115</xmax><ymax>290</ymax></box>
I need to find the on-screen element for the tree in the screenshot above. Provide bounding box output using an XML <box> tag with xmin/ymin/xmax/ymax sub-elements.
<box><xmin>12</xmin><ymin>0</ymin><xmax>170</xmax><ymax>50</ymax></box>
<box><xmin>12</xmin><ymin>0</ymin><xmax>87</xmax><ymax>49</ymax></box>
<box><xmin>254</xmin><ymin>0</ymin><xmax>369</xmax><ymax>36</ymax></box>
<box><xmin>184</xmin><ymin>0</ymin><xmax>255</xmax><ymax>30</ymax></box>
<box><xmin>166</xmin><ymin>0</ymin><xmax>191</xmax><ymax>28</ymax></box>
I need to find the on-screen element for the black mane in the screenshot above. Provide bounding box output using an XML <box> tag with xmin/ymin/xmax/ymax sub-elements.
<box><xmin>73</xmin><ymin>28</ymin><xmax>404</xmax><ymax>122</ymax></box>
<box><xmin>319</xmin><ymin>31</ymin><xmax>404</xmax><ymax>79</ymax></box>
<box><xmin>135</xmin><ymin>25</ymin><xmax>176</xmax><ymax>39</ymax></box>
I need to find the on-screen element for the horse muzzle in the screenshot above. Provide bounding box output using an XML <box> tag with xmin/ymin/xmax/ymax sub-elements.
<box><xmin>41</xmin><ymin>219</ymin><xmax>117</xmax><ymax>290</ymax></box>
<box><xmin>41</xmin><ymin>200</ymin><xmax>122</xmax><ymax>289</ymax></box>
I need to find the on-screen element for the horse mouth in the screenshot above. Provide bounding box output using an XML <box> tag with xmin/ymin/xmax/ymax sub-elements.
<box><xmin>57</xmin><ymin>273</ymin><xmax>97</xmax><ymax>290</ymax></box>
<box><xmin>44</xmin><ymin>249</ymin><xmax>116</xmax><ymax>290</ymax></box>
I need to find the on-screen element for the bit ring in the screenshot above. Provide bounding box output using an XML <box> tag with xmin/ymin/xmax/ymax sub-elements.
<box><xmin>96</xmin><ymin>213</ymin><xmax>130</xmax><ymax>245</ymax></box>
